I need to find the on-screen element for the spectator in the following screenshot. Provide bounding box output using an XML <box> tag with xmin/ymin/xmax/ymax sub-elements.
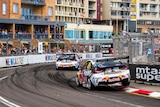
<box><xmin>147</xmin><ymin>48</ymin><xmax>152</xmax><ymax>62</ymax></box>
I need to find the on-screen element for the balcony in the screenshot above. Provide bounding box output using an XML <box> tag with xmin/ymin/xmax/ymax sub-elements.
<box><xmin>21</xmin><ymin>0</ymin><xmax>46</xmax><ymax>6</ymax></box>
<box><xmin>81</xmin><ymin>4</ymin><xmax>84</xmax><ymax>7</ymax></box>
<box><xmin>140</xmin><ymin>8</ymin><xmax>150</xmax><ymax>12</ymax></box>
<box><xmin>21</xmin><ymin>14</ymin><xmax>50</xmax><ymax>21</ymax></box>
<box><xmin>89</xmin><ymin>14</ymin><xmax>93</xmax><ymax>18</ymax></box>
<box><xmin>34</xmin><ymin>33</ymin><xmax>48</xmax><ymax>40</ymax></box>
<box><xmin>89</xmin><ymin>6</ymin><xmax>96</xmax><ymax>10</ymax></box>
<box><xmin>150</xmin><ymin>8</ymin><xmax>157</xmax><ymax>12</ymax></box>
<box><xmin>0</xmin><ymin>33</ymin><xmax>13</xmax><ymax>41</ymax></box>
<box><xmin>15</xmin><ymin>33</ymin><xmax>32</xmax><ymax>40</ymax></box>
<box><xmin>122</xmin><ymin>0</ymin><xmax>132</xmax><ymax>3</ymax></box>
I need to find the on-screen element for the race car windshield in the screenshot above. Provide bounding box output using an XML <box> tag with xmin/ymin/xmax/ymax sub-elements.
<box><xmin>58</xmin><ymin>54</ymin><xmax>76</xmax><ymax>60</ymax></box>
<box><xmin>97</xmin><ymin>61</ymin><xmax>124</xmax><ymax>69</ymax></box>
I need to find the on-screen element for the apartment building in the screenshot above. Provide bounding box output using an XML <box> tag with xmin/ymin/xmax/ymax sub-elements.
<box><xmin>55</xmin><ymin>0</ymin><xmax>97</xmax><ymax>24</ymax></box>
<box><xmin>0</xmin><ymin>0</ymin><xmax>63</xmax><ymax>50</ymax></box>
<box><xmin>55</xmin><ymin>0</ymin><xmax>113</xmax><ymax>52</ymax></box>
<box><xmin>137</xmin><ymin>0</ymin><xmax>160</xmax><ymax>33</ymax></box>
<box><xmin>95</xmin><ymin>0</ymin><xmax>160</xmax><ymax>33</ymax></box>
<box><xmin>0</xmin><ymin>0</ymin><xmax>113</xmax><ymax>53</ymax></box>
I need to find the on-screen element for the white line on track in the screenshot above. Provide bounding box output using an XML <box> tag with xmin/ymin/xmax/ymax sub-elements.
<box><xmin>0</xmin><ymin>76</ymin><xmax>21</xmax><ymax>107</ymax></box>
<box><xmin>86</xmin><ymin>93</ymin><xmax>144</xmax><ymax>107</ymax></box>
<box><xmin>0</xmin><ymin>96</ymin><xmax>21</xmax><ymax>107</ymax></box>
<box><xmin>0</xmin><ymin>76</ymin><xmax>8</xmax><ymax>81</ymax></box>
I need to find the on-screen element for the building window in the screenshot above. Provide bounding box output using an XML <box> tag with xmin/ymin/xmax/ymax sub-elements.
<box><xmin>57</xmin><ymin>0</ymin><xmax>61</xmax><ymax>4</ymax></box>
<box><xmin>89</xmin><ymin>31</ymin><xmax>93</xmax><ymax>39</ymax></box>
<box><xmin>48</xmin><ymin>7</ymin><xmax>52</xmax><ymax>16</ymax></box>
<box><xmin>13</xmin><ymin>3</ymin><xmax>18</xmax><ymax>13</ymax></box>
<box><xmin>2</xmin><ymin>2</ymin><xmax>7</xmax><ymax>14</ymax></box>
<box><xmin>65</xmin><ymin>30</ymin><xmax>74</xmax><ymax>38</ymax></box>
<box><xmin>89</xmin><ymin>31</ymin><xmax>112</xmax><ymax>39</ymax></box>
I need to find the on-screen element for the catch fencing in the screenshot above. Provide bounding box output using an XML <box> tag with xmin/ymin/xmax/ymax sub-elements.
<box><xmin>112</xmin><ymin>30</ymin><xmax>160</xmax><ymax>85</ymax></box>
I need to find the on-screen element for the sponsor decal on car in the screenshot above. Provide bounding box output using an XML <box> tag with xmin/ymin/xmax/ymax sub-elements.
<box><xmin>108</xmin><ymin>77</ymin><xmax>120</xmax><ymax>82</ymax></box>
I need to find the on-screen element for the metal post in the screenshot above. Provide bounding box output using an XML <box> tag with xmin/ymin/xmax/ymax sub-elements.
<box><xmin>127</xmin><ymin>11</ymin><xmax>129</xmax><ymax>32</ymax></box>
<box><xmin>76</xmin><ymin>4</ymin><xmax>80</xmax><ymax>52</ymax></box>
<box><xmin>76</xmin><ymin>23</ymin><xmax>79</xmax><ymax>52</ymax></box>
<box><xmin>54</xmin><ymin>23</ymin><xmax>57</xmax><ymax>52</ymax></box>
<box><xmin>116</xmin><ymin>10</ymin><xmax>118</xmax><ymax>34</ymax></box>
<box><xmin>147</xmin><ymin>29</ymin><xmax>155</xmax><ymax>64</ymax></box>
<box><xmin>125</xmin><ymin>32</ymin><xmax>132</xmax><ymax>64</ymax></box>
<box><xmin>29</xmin><ymin>40</ymin><xmax>32</xmax><ymax>53</ymax></box>
<box><xmin>49</xmin><ymin>40</ymin><xmax>50</xmax><ymax>53</ymax></box>
<box><xmin>59</xmin><ymin>25</ymin><xmax>61</xmax><ymax>50</ymax></box>
<box><xmin>20</xmin><ymin>37</ymin><xmax>22</xmax><ymax>54</ymax></box>
<box><xmin>6</xmin><ymin>37</ymin><xmax>9</xmax><ymax>55</ymax></box>
<box><xmin>54</xmin><ymin>25</ymin><xmax>56</xmax><ymax>40</ymax></box>
<box><xmin>56</xmin><ymin>24</ymin><xmax>59</xmax><ymax>52</ymax></box>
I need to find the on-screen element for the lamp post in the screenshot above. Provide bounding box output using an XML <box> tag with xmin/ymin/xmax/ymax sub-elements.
<box><xmin>56</xmin><ymin>24</ymin><xmax>60</xmax><ymax>52</ymax></box>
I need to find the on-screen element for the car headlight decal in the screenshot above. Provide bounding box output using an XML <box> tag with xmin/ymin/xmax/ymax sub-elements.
<box><xmin>70</xmin><ymin>64</ymin><xmax>73</xmax><ymax>67</ymax></box>
<box><xmin>106</xmin><ymin>76</ymin><xmax>109</xmax><ymax>80</ymax></box>
<box><xmin>119</xmin><ymin>74</ymin><xmax>125</xmax><ymax>78</ymax></box>
<box><xmin>102</xmin><ymin>75</ymin><xmax>109</xmax><ymax>80</ymax></box>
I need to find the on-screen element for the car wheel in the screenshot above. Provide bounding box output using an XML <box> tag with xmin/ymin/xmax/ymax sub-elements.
<box><xmin>75</xmin><ymin>66</ymin><xmax>79</xmax><ymax>70</ymax></box>
<box><xmin>122</xmin><ymin>79</ymin><xmax>130</xmax><ymax>86</ymax></box>
<box><xmin>87</xmin><ymin>78</ymin><xmax>95</xmax><ymax>90</ymax></box>
<box><xmin>56</xmin><ymin>66</ymin><xmax>59</xmax><ymax>70</ymax></box>
<box><xmin>76</xmin><ymin>76</ymin><xmax>81</xmax><ymax>86</ymax></box>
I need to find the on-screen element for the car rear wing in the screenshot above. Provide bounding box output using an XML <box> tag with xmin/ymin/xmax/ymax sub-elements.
<box><xmin>96</xmin><ymin>56</ymin><xmax>129</xmax><ymax>62</ymax></box>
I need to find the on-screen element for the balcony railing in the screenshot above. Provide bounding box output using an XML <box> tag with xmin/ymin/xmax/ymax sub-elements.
<box><xmin>150</xmin><ymin>8</ymin><xmax>157</xmax><ymax>12</ymax></box>
<box><xmin>21</xmin><ymin>14</ymin><xmax>50</xmax><ymax>21</ymax></box>
<box><xmin>15</xmin><ymin>33</ymin><xmax>32</xmax><ymax>40</ymax></box>
<box><xmin>21</xmin><ymin>0</ymin><xmax>46</xmax><ymax>5</ymax></box>
<box><xmin>34</xmin><ymin>33</ymin><xmax>48</xmax><ymax>40</ymax></box>
<box><xmin>122</xmin><ymin>0</ymin><xmax>131</xmax><ymax>2</ymax></box>
<box><xmin>0</xmin><ymin>33</ymin><xmax>13</xmax><ymax>40</ymax></box>
<box><xmin>0</xmin><ymin>33</ymin><xmax>32</xmax><ymax>41</ymax></box>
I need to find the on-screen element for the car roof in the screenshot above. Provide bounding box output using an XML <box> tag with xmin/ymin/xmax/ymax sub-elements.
<box><xmin>88</xmin><ymin>56</ymin><xmax>129</xmax><ymax>63</ymax></box>
<box><xmin>56</xmin><ymin>53</ymin><xmax>77</xmax><ymax>55</ymax></box>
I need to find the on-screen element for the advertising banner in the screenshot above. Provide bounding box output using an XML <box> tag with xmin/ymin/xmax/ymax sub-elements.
<box><xmin>129</xmin><ymin>64</ymin><xmax>160</xmax><ymax>83</ymax></box>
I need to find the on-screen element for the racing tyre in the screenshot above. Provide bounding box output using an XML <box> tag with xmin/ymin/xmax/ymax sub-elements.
<box><xmin>56</xmin><ymin>66</ymin><xmax>59</xmax><ymax>70</ymax></box>
<box><xmin>76</xmin><ymin>76</ymin><xmax>81</xmax><ymax>87</ymax></box>
<box><xmin>87</xmin><ymin>78</ymin><xmax>95</xmax><ymax>90</ymax></box>
<box><xmin>122</xmin><ymin>79</ymin><xmax>130</xmax><ymax>86</ymax></box>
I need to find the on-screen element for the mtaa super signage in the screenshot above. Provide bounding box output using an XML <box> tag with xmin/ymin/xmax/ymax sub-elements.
<box><xmin>129</xmin><ymin>64</ymin><xmax>160</xmax><ymax>83</ymax></box>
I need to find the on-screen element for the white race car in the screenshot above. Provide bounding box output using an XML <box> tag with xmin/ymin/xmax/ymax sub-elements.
<box><xmin>76</xmin><ymin>56</ymin><xmax>130</xmax><ymax>89</ymax></box>
<box><xmin>56</xmin><ymin>53</ymin><xmax>81</xmax><ymax>70</ymax></box>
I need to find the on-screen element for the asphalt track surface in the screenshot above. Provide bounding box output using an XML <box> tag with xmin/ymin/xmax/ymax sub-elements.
<box><xmin>0</xmin><ymin>63</ymin><xmax>159</xmax><ymax>107</ymax></box>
